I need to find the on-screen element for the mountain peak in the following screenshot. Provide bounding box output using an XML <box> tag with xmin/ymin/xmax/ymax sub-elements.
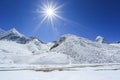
<box><xmin>96</xmin><ymin>36</ymin><xmax>108</xmax><ymax>43</ymax></box>
<box><xmin>0</xmin><ymin>28</ymin><xmax>26</xmax><ymax>44</ymax></box>
<box><xmin>8</xmin><ymin>28</ymin><xmax>24</xmax><ymax>37</ymax></box>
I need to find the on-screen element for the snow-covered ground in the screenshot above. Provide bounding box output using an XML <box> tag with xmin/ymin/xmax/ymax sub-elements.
<box><xmin>1</xmin><ymin>70</ymin><xmax>120</xmax><ymax>80</ymax></box>
<box><xmin>0</xmin><ymin>64</ymin><xmax>120</xmax><ymax>80</ymax></box>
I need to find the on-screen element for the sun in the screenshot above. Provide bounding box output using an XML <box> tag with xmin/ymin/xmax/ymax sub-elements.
<box><xmin>45</xmin><ymin>8</ymin><xmax>55</xmax><ymax>17</ymax></box>
<box><xmin>36</xmin><ymin>1</ymin><xmax>64</xmax><ymax>25</ymax></box>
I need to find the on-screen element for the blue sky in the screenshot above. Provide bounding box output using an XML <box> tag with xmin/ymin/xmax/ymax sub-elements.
<box><xmin>0</xmin><ymin>0</ymin><xmax>120</xmax><ymax>42</ymax></box>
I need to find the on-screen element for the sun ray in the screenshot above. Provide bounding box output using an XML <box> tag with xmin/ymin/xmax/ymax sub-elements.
<box><xmin>40</xmin><ymin>16</ymin><xmax>48</xmax><ymax>24</ymax></box>
<box><xmin>54</xmin><ymin>13</ymin><xmax>65</xmax><ymax>21</ymax></box>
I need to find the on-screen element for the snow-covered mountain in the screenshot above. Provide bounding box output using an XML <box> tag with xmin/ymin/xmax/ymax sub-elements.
<box><xmin>0</xmin><ymin>28</ymin><xmax>120</xmax><ymax>65</ymax></box>
<box><xmin>51</xmin><ymin>34</ymin><xmax>120</xmax><ymax>63</ymax></box>
<box><xmin>0</xmin><ymin>28</ymin><xmax>29</xmax><ymax>44</ymax></box>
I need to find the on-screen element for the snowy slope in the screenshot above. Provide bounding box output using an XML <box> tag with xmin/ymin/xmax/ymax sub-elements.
<box><xmin>0</xmin><ymin>28</ymin><xmax>120</xmax><ymax>64</ymax></box>
<box><xmin>0</xmin><ymin>40</ymin><xmax>69</xmax><ymax>64</ymax></box>
<box><xmin>51</xmin><ymin>34</ymin><xmax>120</xmax><ymax>64</ymax></box>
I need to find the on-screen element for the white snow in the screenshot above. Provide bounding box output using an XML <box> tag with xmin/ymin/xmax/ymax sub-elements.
<box><xmin>0</xmin><ymin>64</ymin><xmax>120</xmax><ymax>80</ymax></box>
<box><xmin>0</xmin><ymin>28</ymin><xmax>24</xmax><ymax>39</ymax></box>
<box><xmin>0</xmin><ymin>65</ymin><xmax>120</xmax><ymax>80</ymax></box>
<box><xmin>0</xmin><ymin>40</ymin><xmax>69</xmax><ymax>64</ymax></box>
<box><xmin>96</xmin><ymin>36</ymin><xmax>107</xmax><ymax>43</ymax></box>
<box><xmin>29</xmin><ymin>52</ymin><xmax>70</xmax><ymax>64</ymax></box>
<box><xmin>51</xmin><ymin>34</ymin><xmax>120</xmax><ymax>64</ymax></box>
<box><xmin>0</xmin><ymin>28</ymin><xmax>120</xmax><ymax>64</ymax></box>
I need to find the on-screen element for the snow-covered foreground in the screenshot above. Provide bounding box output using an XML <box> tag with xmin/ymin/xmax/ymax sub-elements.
<box><xmin>0</xmin><ymin>69</ymin><xmax>120</xmax><ymax>80</ymax></box>
<box><xmin>0</xmin><ymin>64</ymin><xmax>120</xmax><ymax>80</ymax></box>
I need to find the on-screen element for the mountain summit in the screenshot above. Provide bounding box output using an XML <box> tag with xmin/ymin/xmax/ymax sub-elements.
<box><xmin>96</xmin><ymin>36</ymin><xmax>108</xmax><ymax>43</ymax></box>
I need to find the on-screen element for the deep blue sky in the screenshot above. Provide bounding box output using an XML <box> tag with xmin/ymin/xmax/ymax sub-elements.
<box><xmin>0</xmin><ymin>0</ymin><xmax>120</xmax><ymax>42</ymax></box>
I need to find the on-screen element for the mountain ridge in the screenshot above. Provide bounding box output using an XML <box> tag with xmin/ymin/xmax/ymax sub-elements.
<box><xmin>0</xmin><ymin>28</ymin><xmax>120</xmax><ymax>64</ymax></box>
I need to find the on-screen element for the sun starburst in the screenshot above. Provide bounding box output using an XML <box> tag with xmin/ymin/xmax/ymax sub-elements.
<box><xmin>37</xmin><ymin>1</ymin><xmax>64</xmax><ymax>25</ymax></box>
